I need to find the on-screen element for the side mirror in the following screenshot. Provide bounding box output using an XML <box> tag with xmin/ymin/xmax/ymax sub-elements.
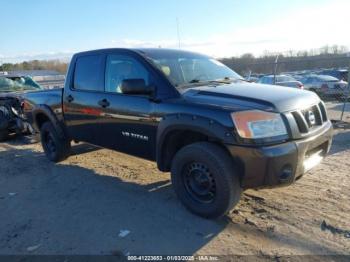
<box><xmin>120</xmin><ymin>79</ymin><xmax>154</xmax><ymax>95</ymax></box>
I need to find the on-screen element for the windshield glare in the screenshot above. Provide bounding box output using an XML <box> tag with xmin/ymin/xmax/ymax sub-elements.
<box><xmin>148</xmin><ymin>55</ymin><xmax>242</xmax><ymax>88</ymax></box>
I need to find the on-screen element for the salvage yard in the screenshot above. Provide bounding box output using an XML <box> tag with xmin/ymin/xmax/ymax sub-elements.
<box><xmin>0</xmin><ymin>127</ymin><xmax>349</xmax><ymax>256</ymax></box>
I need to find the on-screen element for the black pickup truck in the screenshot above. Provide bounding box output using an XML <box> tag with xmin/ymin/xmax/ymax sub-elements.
<box><xmin>21</xmin><ymin>48</ymin><xmax>333</xmax><ymax>218</ymax></box>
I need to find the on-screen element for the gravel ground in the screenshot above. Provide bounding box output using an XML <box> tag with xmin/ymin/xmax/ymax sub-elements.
<box><xmin>0</xmin><ymin>127</ymin><xmax>349</xmax><ymax>257</ymax></box>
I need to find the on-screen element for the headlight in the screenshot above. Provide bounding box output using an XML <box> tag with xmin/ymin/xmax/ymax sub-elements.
<box><xmin>231</xmin><ymin>110</ymin><xmax>287</xmax><ymax>139</ymax></box>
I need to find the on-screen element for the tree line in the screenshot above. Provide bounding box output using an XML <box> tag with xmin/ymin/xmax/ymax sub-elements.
<box><xmin>1</xmin><ymin>45</ymin><xmax>349</xmax><ymax>76</ymax></box>
<box><xmin>220</xmin><ymin>45</ymin><xmax>350</xmax><ymax>76</ymax></box>
<box><xmin>0</xmin><ymin>59</ymin><xmax>68</xmax><ymax>74</ymax></box>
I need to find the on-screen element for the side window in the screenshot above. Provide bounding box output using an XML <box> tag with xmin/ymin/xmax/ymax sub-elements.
<box><xmin>74</xmin><ymin>55</ymin><xmax>104</xmax><ymax>91</ymax></box>
<box><xmin>105</xmin><ymin>54</ymin><xmax>150</xmax><ymax>93</ymax></box>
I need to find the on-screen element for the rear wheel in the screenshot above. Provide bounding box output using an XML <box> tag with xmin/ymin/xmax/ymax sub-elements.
<box><xmin>171</xmin><ymin>142</ymin><xmax>242</xmax><ymax>218</ymax></box>
<box><xmin>40</xmin><ymin>122</ymin><xmax>71</xmax><ymax>162</ymax></box>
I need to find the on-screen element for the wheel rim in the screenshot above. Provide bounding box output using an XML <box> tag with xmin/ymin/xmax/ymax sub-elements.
<box><xmin>182</xmin><ymin>162</ymin><xmax>216</xmax><ymax>203</ymax></box>
<box><xmin>43</xmin><ymin>131</ymin><xmax>56</xmax><ymax>154</ymax></box>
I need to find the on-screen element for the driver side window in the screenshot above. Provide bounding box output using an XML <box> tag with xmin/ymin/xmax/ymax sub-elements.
<box><xmin>105</xmin><ymin>54</ymin><xmax>150</xmax><ymax>94</ymax></box>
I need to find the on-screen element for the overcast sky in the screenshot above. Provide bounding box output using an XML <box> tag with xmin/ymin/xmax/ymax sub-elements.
<box><xmin>0</xmin><ymin>0</ymin><xmax>349</xmax><ymax>63</ymax></box>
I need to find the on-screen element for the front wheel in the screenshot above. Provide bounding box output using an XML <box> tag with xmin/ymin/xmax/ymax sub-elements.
<box><xmin>40</xmin><ymin>122</ymin><xmax>71</xmax><ymax>162</ymax></box>
<box><xmin>171</xmin><ymin>142</ymin><xmax>242</xmax><ymax>218</ymax></box>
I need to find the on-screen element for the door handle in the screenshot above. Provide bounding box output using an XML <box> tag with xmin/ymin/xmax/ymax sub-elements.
<box><xmin>66</xmin><ymin>95</ymin><xmax>74</xmax><ymax>103</ymax></box>
<box><xmin>98</xmin><ymin>99</ymin><xmax>110</xmax><ymax>108</ymax></box>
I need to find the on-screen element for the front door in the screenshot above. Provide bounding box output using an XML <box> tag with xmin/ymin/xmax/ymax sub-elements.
<box><xmin>95</xmin><ymin>53</ymin><xmax>158</xmax><ymax>160</ymax></box>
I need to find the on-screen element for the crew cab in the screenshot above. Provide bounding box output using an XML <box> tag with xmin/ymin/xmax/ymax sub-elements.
<box><xmin>21</xmin><ymin>48</ymin><xmax>333</xmax><ymax>218</ymax></box>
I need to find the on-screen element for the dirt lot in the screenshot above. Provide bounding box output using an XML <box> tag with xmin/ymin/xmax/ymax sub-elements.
<box><xmin>325</xmin><ymin>101</ymin><xmax>350</xmax><ymax>123</ymax></box>
<box><xmin>0</xmin><ymin>127</ymin><xmax>349</xmax><ymax>257</ymax></box>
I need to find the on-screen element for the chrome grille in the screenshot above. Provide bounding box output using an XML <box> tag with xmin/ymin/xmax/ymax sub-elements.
<box><xmin>291</xmin><ymin>102</ymin><xmax>328</xmax><ymax>134</ymax></box>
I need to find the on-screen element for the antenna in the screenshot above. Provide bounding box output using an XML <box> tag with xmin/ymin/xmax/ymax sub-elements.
<box><xmin>176</xmin><ymin>17</ymin><xmax>181</xmax><ymax>49</ymax></box>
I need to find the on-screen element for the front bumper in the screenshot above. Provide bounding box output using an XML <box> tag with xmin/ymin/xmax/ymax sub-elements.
<box><xmin>226</xmin><ymin>121</ymin><xmax>333</xmax><ymax>189</ymax></box>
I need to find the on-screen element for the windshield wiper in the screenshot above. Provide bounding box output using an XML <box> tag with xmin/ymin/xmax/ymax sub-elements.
<box><xmin>219</xmin><ymin>77</ymin><xmax>250</xmax><ymax>83</ymax></box>
<box><xmin>178</xmin><ymin>77</ymin><xmax>244</xmax><ymax>89</ymax></box>
<box><xmin>184</xmin><ymin>78</ymin><xmax>231</xmax><ymax>86</ymax></box>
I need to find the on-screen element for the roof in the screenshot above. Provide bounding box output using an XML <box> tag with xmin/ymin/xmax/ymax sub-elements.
<box><xmin>74</xmin><ymin>48</ymin><xmax>209</xmax><ymax>59</ymax></box>
<box><xmin>134</xmin><ymin>48</ymin><xmax>208</xmax><ymax>58</ymax></box>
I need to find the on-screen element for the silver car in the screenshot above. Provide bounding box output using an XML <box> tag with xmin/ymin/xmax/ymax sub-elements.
<box><xmin>301</xmin><ymin>75</ymin><xmax>349</xmax><ymax>99</ymax></box>
<box><xmin>258</xmin><ymin>75</ymin><xmax>304</xmax><ymax>89</ymax></box>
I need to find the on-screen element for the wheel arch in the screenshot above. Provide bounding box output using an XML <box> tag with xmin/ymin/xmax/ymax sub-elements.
<box><xmin>32</xmin><ymin>105</ymin><xmax>68</xmax><ymax>140</ymax></box>
<box><xmin>156</xmin><ymin>114</ymin><xmax>236</xmax><ymax>172</ymax></box>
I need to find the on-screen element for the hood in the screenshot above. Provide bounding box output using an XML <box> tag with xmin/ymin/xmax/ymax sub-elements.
<box><xmin>181</xmin><ymin>82</ymin><xmax>320</xmax><ymax>112</ymax></box>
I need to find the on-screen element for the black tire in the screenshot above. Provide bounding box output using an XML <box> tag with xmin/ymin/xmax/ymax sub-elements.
<box><xmin>40</xmin><ymin>121</ymin><xmax>71</xmax><ymax>162</ymax></box>
<box><xmin>171</xmin><ymin>142</ymin><xmax>242</xmax><ymax>218</ymax></box>
<box><xmin>0</xmin><ymin>129</ymin><xmax>9</xmax><ymax>142</ymax></box>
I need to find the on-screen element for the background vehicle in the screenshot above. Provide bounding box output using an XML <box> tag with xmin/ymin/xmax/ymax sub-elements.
<box><xmin>0</xmin><ymin>75</ymin><xmax>40</xmax><ymax>141</ymax></box>
<box><xmin>245</xmin><ymin>76</ymin><xmax>259</xmax><ymax>83</ymax></box>
<box><xmin>0</xmin><ymin>74</ymin><xmax>42</xmax><ymax>92</ymax></box>
<box><xmin>258</xmin><ymin>75</ymin><xmax>304</xmax><ymax>89</ymax></box>
<box><xmin>244</xmin><ymin>72</ymin><xmax>263</xmax><ymax>83</ymax></box>
<box><xmin>20</xmin><ymin>48</ymin><xmax>332</xmax><ymax>218</ymax></box>
<box><xmin>301</xmin><ymin>74</ymin><xmax>349</xmax><ymax>99</ymax></box>
<box><xmin>321</xmin><ymin>69</ymin><xmax>348</xmax><ymax>82</ymax></box>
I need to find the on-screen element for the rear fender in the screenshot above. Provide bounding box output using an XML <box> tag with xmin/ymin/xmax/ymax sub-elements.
<box><xmin>32</xmin><ymin>105</ymin><xmax>68</xmax><ymax>140</ymax></box>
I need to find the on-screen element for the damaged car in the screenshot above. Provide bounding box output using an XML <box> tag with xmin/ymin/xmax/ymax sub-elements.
<box><xmin>0</xmin><ymin>75</ymin><xmax>39</xmax><ymax>141</ymax></box>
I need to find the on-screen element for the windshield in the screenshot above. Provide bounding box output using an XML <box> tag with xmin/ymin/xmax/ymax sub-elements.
<box><xmin>0</xmin><ymin>76</ymin><xmax>42</xmax><ymax>92</ymax></box>
<box><xmin>144</xmin><ymin>51</ymin><xmax>243</xmax><ymax>89</ymax></box>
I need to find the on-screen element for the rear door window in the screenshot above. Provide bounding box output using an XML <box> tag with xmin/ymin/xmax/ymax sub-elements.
<box><xmin>74</xmin><ymin>55</ymin><xmax>104</xmax><ymax>91</ymax></box>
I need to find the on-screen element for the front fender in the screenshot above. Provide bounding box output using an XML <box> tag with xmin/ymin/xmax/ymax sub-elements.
<box><xmin>156</xmin><ymin>113</ymin><xmax>236</xmax><ymax>170</ymax></box>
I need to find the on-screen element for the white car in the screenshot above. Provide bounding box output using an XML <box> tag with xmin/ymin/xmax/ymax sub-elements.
<box><xmin>301</xmin><ymin>75</ymin><xmax>349</xmax><ymax>99</ymax></box>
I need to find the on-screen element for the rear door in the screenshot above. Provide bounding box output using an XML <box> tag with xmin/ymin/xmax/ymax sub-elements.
<box><xmin>63</xmin><ymin>54</ymin><xmax>107</xmax><ymax>145</ymax></box>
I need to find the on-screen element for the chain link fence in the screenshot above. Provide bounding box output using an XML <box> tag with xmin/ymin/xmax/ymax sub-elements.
<box><xmin>228</xmin><ymin>56</ymin><xmax>350</xmax><ymax>124</ymax></box>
